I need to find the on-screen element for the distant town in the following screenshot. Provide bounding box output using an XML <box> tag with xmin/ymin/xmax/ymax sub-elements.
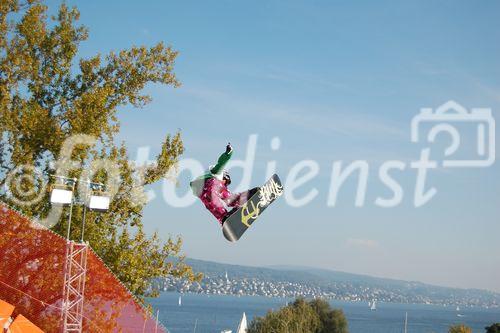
<box><xmin>154</xmin><ymin>259</ymin><xmax>500</xmax><ymax>309</ymax></box>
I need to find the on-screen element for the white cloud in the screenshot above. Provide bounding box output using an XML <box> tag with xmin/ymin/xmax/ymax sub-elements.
<box><xmin>346</xmin><ymin>238</ymin><xmax>380</xmax><ymax>249</ymax></box>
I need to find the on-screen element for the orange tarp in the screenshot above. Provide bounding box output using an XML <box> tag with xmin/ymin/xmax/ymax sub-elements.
<box><xmin>0</xmin><ymin>299</ymin><xmax>15</xmax><ymax>327</ymax></box>
<box><xmin>8</xmin><ymin>314</ymin><xmax>44</xmax><ymax>333</ymax></box>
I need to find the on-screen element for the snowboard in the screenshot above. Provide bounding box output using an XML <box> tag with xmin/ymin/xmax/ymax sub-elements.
<box><xmin>222</xmin><ymin>174</ymin><xmax>283</xmax><ymax>242</ymax></box>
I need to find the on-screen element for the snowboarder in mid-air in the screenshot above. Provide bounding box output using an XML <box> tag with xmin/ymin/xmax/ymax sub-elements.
<box><xmin>190</xmin><ymin>143</ymin><xmax>258</xmax><ymax>225</ymax></box>
<box><xmin>191</xmin><ymin>143</ymin><xmax>283</xmax><ymax>242</ymax></box>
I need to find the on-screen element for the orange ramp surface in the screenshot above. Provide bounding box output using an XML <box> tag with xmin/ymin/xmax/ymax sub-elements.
<box><xmin>8</xmin><ymin>314</ymin><xmax>44</xmax><ymax>333</ymax></box>
<box><xmin>0</xmin><ymin>299</ymin><xmax>15</xmax><ymax>327</ymax></box>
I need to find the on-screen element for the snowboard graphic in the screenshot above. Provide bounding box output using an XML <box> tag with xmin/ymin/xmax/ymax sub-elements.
<box><xmin>222</xmin><ymin>174</ymin><xmax>283</xmax><ymax>242</ymax></box>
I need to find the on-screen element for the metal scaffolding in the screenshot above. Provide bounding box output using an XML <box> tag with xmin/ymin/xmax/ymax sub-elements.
<box><xmin>61</xmin><ymin>241</ymin><xmax>88</xmax><ymax>333</ymax></box>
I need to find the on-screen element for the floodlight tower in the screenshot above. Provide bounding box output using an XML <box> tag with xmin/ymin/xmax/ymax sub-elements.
<box><xmin>50</xmin><ymin>175</ymin><xmax>84</xmax><ymax>333</ymax></box>
<box><xmin>50</xmin><ymin>176</ymin><xmax>110</xmax><ymax>333</ymax></box>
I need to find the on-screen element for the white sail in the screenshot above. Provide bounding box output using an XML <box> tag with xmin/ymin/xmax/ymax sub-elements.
<box><xmin>178</xmin><ymin>295</ymin><xmax>182</xmax><ymax>306</ymax></box>
<box><xmin>404</xmin><ymin>312</ymin><xmax>408</xmax><ymax>333</ymax></box>
<box><xmin>237</xmin><ymin>312</ymin><xmax>248</xmax><ymax>333</ymax></box>
<box><xmin>370</xmin><ymin>299</ymin><xmax>377</xmax><ymax>310</ymax></box>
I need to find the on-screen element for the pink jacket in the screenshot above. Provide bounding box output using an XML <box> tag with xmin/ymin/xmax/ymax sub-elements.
<box><xmin>199</xmin><ymin>178</ymin><xmax>239</xmax><ymax>224</ymax></box>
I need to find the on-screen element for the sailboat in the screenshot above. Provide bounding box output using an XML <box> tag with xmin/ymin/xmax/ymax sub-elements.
<box><xmin>403</xmin><ymin>312</ymin><xmax>408</xmax><ymax>333</ymax></box>
<box><xmin>178</xmin><ymin>295</ymin><xmax>182</xmax><ymax>307</ymax></box>
<box><xmin>370</xmin><ymin>299</ymin><xmax>377</xmax><ymax>311</ymax></box>
<box><xmin>237</xmin><ymin>312</ymin><xmax>248</xmax><ymax>333</ymax></box>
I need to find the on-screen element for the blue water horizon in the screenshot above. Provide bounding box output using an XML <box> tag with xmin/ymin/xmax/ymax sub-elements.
<box><xmin>148</xmin><ymin>292</ymin><xmax>500</xmax><ymax>333</ymax></box>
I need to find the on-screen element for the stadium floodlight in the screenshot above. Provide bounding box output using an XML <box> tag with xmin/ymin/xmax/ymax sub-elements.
<box><xmin>49</xmin><ymin>176</ymin><xmax>77</xmax><ymax>240</ymax></box>
<box><xmin>87</xmin><ymin>182</ymin><xmax>110</xmax><ymax>211</ymax></box>
<box><xmin>50</xmin><ymin>177</ymin><xmax>76</xmax><ymax>205</ymax></box>
<box><xmin>88</xmin><ymin>193</ymin><xmax>110</xmax><ymax>211</ymax></box>
<box><xmin>50</xmin><ymin>188</ymin><xmax>73</xmax><ymax>204</ymax></box>
<box><xmin>81</xmin><ymin>181</ymin><xmax>110</xmax><ymax>242</ymax></box>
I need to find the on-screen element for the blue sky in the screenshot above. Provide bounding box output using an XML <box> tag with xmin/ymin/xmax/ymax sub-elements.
<box><xmin>46</xmin><ymin>0</ymin><xmax>500</xmax><ymax>291</ymax></box>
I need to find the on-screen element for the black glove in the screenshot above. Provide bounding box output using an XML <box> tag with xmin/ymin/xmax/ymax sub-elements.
<box><xmin>226</xmin><ymin>143</ymin><xmax>232</xmax><ymax>154</ymax></box>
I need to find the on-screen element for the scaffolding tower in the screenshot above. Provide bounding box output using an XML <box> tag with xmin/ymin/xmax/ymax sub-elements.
<box><xmin>61</xmin><ymin>241</ymin><xmax>88</xmax><ymax>333</ymax></box>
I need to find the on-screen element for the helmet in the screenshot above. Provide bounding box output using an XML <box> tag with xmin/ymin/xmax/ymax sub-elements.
<box><xmin>222</xmin><ymin>170</ymin><xmax>231</xmax><ymax>185</ymax></box>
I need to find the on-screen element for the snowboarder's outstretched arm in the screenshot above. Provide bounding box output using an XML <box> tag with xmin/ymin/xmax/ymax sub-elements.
<box><xmin>210</xmin><ymin>143</ymin><xmax>233</xmax><ymax>177</ymax></box>
<box><xmin>190</xmin><ymin>143</ymin><xmax>233</xmax><ymax>197</ymax></box>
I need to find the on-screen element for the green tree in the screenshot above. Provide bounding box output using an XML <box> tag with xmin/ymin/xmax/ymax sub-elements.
<box><xmin>485</xmin><ymin>323</ymin><xmax>500</xmax><ymax>333</ymax></box>
<box><xmin>0</xmin><ymin>0</ymin><xmax>200</xmax><ymax>299</ymax></box>
<box><xmin>248</xmin><ymin>298</ymin><xmax>348</xmax><ymax>333</ymax></box>
<box><xmin>449</xmin><ymin>324</ymin><xmax>472</xmax><ymax>333</ymax></box>
<box><xmin>310</xmin><ymin>298</ymin><xmax>348</xmax><ymax>333</ymax></box>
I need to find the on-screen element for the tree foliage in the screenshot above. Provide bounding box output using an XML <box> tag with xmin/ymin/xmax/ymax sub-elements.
<box><xmin>309</xmin><ymin>299</ymin><xmax>349</xmax><ymax>333</ymax></box>
<box><xmin>247</xmin><ymin>298</ymin><xmax>348</xmax><ymax>333</ymax></box>
<box><xmin>449</xmin><ymin>324</ymin><xmax>472</xmax><ymax>333</ymax></box>
<box><xmin>0</xmin><ymin>0</ymin><xmax>200</xmax><ymax>300</ymax></box>
<box><xmin>485</xmin><ymin>323</ymin><xmax>500</xmax><ymax>333</ymax></box>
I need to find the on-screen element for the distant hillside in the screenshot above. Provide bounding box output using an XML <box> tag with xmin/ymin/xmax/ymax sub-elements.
<box><xmin>182</xmin><ymin>258</ymin><xmax>500</xmax><ymax>308</ymax></box>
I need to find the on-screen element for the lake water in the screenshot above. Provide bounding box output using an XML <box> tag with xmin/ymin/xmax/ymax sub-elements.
<box><xmin>148</xmin><ymin>292</ymin><xmax>500</xmax><ymax>333</ymax></box>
